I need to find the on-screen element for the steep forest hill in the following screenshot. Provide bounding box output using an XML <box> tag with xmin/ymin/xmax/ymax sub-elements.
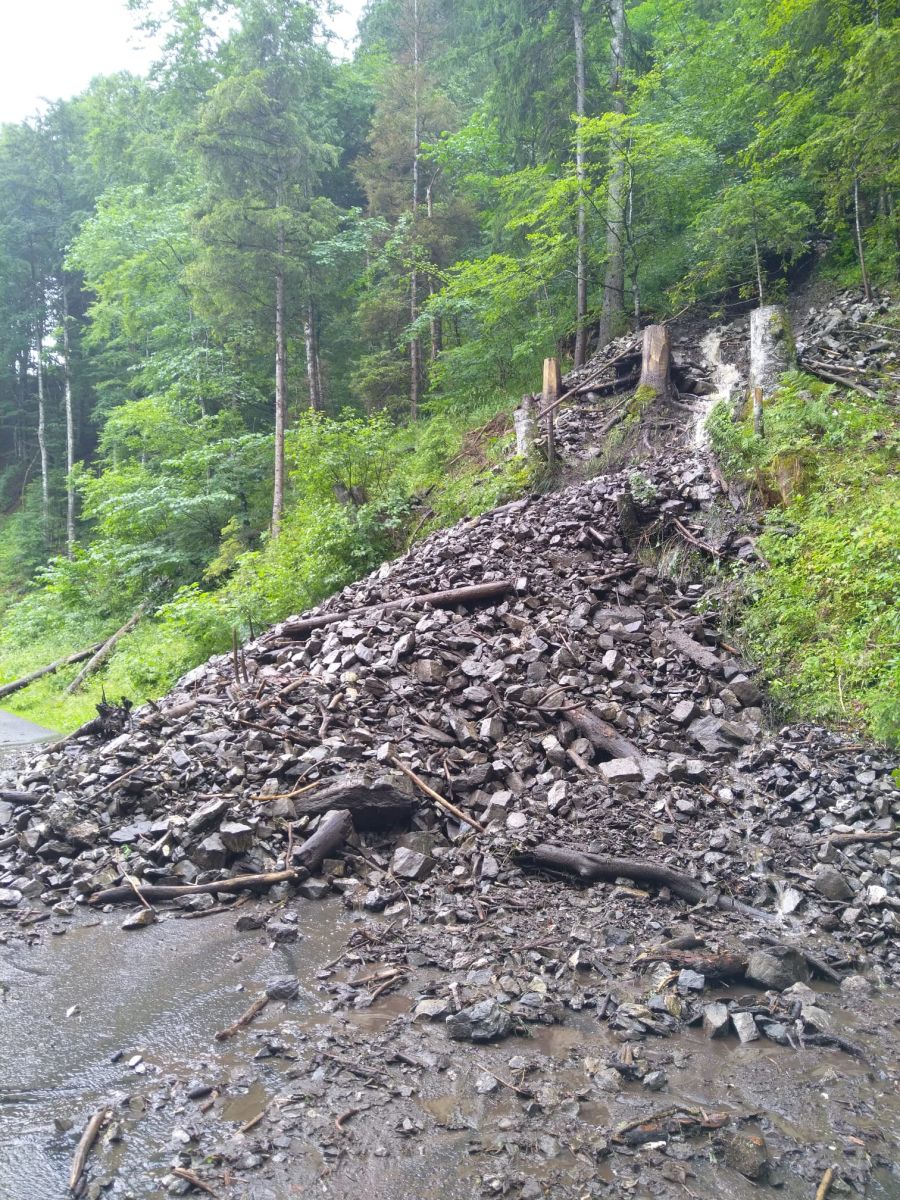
<box><xmin>0</xmin><ymin>0</ymin><xmax>897</xmax><ymax>744</ymax></box>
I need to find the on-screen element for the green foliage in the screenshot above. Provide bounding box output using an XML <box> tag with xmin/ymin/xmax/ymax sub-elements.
<box><xmin>708</xmin><ymin>373</ymin><xmax>900</xmax><ymax>745</ymax></box>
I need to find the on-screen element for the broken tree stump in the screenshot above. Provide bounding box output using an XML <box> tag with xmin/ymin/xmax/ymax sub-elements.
<box><xmin>638</xmin><ymin>324</ymin><xmax>673</xmax><ymax>399</ymax></box>
<box><xmin>514</xmin><ymin>394</ymin><xmax>539</xmax><ymax>458</ymax></box>
<box><xmin>543</xmin><ymin>357</ymin><xmax>562</xmax><ymax>469</ymax></box>
<box><xmin>749</xmin><ymin>305</ymin><xmax>796</xmax><ymax>398</ymax></box>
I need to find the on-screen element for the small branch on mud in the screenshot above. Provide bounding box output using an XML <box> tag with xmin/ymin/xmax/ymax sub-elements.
<box><xmin>90</xmin><ymin>867</ymin><xmax>305</xmax><ymax>906</ymax></box>
<box><xmin>68</xmin><ymin>1105</ymin><xmax>110</xmax><ymax>1193</ymax></box>
<box><xmin>671</xmin><ymin>516</ymin><xmax>721</xmax><ymax>558</ymax></box>
<box><xmin>171</xmin><ymin>1167</ymin><xmax>224</xmax><ymax>1198</ymax></box>
<box><xmin>612</xmin><ymin>1105</ymin><xmax>730</xmax><ymax>1145</ymax></box>
<box><xmin>335</xmin><ymin>1106</ymin><xmax>361</xmax><ymax>1132</ymax></box>
<box><xmin>214</xmin><ymin>993</ymin><xmax>270</xmax><ymax>1042</ymax></box>
<box><xmin>94</xmin><ymin>751</ymin><xmax>164</xmax><ymax>799</ymax></box>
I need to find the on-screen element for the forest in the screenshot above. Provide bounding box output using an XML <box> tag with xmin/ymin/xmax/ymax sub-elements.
<box><xmin>0</xmin><ymin>0</ymin><xmax>897</xmax><ymax>739</ymax></box>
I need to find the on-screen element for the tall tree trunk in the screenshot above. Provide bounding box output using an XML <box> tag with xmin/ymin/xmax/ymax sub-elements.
<box><xmin>597</xmin><ymin>0</ymin><xmax>627</xmax><ymax>348</ymax></box>
<box><xmin>426</xmin><ymin>174</ymin><xmax>442</xmax><ymax>362</ymax></box>
<box><xmin>304</xmin><ymin>296</ymin><xmax>322</xmax><ymax>412</ymax></box>
<box><xmin>61</xmin><ymin>280</ymin><xmax>76</xmax><ymax>556</ymax></box>
<box><xmin>272</xmin><ymin>229</ymin><xmax>287</xmax><ymax>538</ymax></box>
<box><xmin>854</xmin><ymin>175</ymin><xmax>873</xmax><ymax>301</ymax></box>
<box><xmin>35</xmin><ymin>306</ymin><xmax>49</xmax><ymax>535</ymax></box>
<box><xmin>752</xmin><ymin>206</ymin><xmax>765</xmax><ymax>305</ymax></box>
<box><xmin>573</xmin><ymin>0</ymin><xmax>588</xmax><ymax>366</ymax></box>
<box><xmin>409</xmin><ymin>0</ymin><xmax>423</xmax><ymax>419</ymax></box>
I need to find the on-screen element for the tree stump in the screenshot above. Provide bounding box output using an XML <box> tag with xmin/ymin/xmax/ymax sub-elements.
<box><xmin>638</xmin><ymin>324</ymin><xmax>673</xmax><ymax>398</ymax></box>
<box><xmin>514</xmin><ymin>394</ymin><xmax>538</xmax><ymax>458</ymax></box>
<box><xmin>542</xmin><ymin>357</ymin><xmax>562</xmax><ymax>468</ymax></box>
<box><xmin>749</xmin><ymin>305</ymin><xmax>796</xmax><ymax>398</ymax></box>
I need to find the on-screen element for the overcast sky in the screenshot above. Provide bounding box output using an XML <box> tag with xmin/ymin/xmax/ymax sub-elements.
<box><xmin>0</xmin><ymin>0</ymin><xmax>367</xmax><ymax>126</ymax></box>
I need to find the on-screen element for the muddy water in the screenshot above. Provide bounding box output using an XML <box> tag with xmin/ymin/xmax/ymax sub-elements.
<box><xmin>0</xmin><ymin>904</ymin><xmax>348</xmax><ymax>1199</ymax></box>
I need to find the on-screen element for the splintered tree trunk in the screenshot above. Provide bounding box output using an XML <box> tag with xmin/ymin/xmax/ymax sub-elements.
<box><xmin>597</xmin><ymin>0</ymin><xmax>627</xmax><ymax>347</ymax></box>
<box><xmin>638</xmin><ymin>324</ymin><xmax>672</xmax><ymax>398</ymax></box>
<box><xmin>62</xmin><ymin>281</ymin><xmax>76</xmax><ymax>556</ymax></box>
<box><xmin>854</xmin><ymin>175</ymin><xmax>873</xmax><ymax>301</ymax></box>
<box><xmin>304</xmin><ymin>297</ymin><xmax>322</xmax><ymax>412</ymax></box>
<box><xmin>573</xmin><ymin>0</ymin><xmax>588</xmax><ymax>367</ymax></box>
<box><xmin>749</xmin><ymin>305</ymin><xmax>796</xmax><ymax>399</ymax></box>
<box><xmin>543</xmin><ymin>357</ymin><xmax>562</xmax><ymax>468</ymax></box>
<box><xmin>35</xmin><ymin>317</ymin><xmax>49</xmax><ymax>533</ymax></box>
<box><xmin>514</xmin><ymin>394</ymin><xmax>538</xmax><ymax>458</ymax></box>
<box><xmin>272</xmin><ymin>232</ymin><xmax>287</xmax><ymax>538</ymax></box>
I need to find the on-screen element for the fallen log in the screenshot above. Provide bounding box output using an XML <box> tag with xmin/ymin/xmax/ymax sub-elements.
<box><xmin>613</xmin><ymin>1105</ymin><xmax>729</xmax><ymax>1146</ymax></box>
<box><xmin>567</xmin><ymin>706</ymin><xmax>645</xmax><ymax>761</ymax></box>
<box><xmin>634</xmin><ymin>949</ymin><xmax>749</xmax><ymax>980</ymax></box>
<box><xmin>801</xmin><ymin>359</ymin><xmax>878</xmax><ymax>400</ymax></box>
<box><xmin>0</xmin><ymin>643</ymin><xmax>102</xmax><ymax>700</ymax></box>
<box><xmin>519</xmin><ymin>843</ymin><xmax>774</xmax><ymax>922</ymax></box>
<box><xmin>272</xmin><ymin>580</ymin><xmax>514</xmax><ymax>642</ymax></box>
<box><xmin>69</xmin><ymin>1104</ymin><xmax>110</xmax><ymax>1193</ymax></box>
<box><xmin>91</xmin><ymin>809</ymin><xmax>353</xmax><ymax>904</ymax></box>
<box><xmin>291</xmin><ymin>768</ymin><xmax>415</xmax><ymax>828</ymax></box>
<box><xmin>65</xmin><ymin>608</ymin><xmax>144</xmax><ymax>695</ymax></box>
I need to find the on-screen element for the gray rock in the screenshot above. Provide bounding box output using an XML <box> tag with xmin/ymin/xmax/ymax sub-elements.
<box><xmin>265</xmin><ymin>976</ymin><xmax>300</xmax><ymax>1001</ymax></box>
<box><xmin>760</xmin><ymin>1021</ymin><xmax>790</xmax><ymax>1045</ymax></box>
<box><xmin>219</xmin><ymin>821</ymin><xmax>253</xmax><ymax>853</ymax></box>
<box><xmin>731</xmin><ymin>1012</ymin><xmax>760</xmax><ymax>1043</ymax></box>
<box><xmin>446</xmin><ymin>999</ymin><xmax>513</xmax><ymax>1042</ymax></box>
<box><xmin>391</xmin><ymin>846</ymin><xmax>434</xmax><ymax>881</ymax></box>
<box><xmin>702</xmin><ymin>1002</ymin><xmax>730</xmax><ymax>1038</ymax></box>
<box><xmin>297</xmin><ymin>877</ymin><xmax>331</xmax><ymax>900</ymax></box>
<box><xmin>194</xmin><ymin>833</ymin><xmax>228</xmax><ymax>869</ymax></box>
<box><xmin>235</xmin><ymin>914</ymin><xmax>266</xmax><ymax>931</ymax></box>
<box><xmin>414</xmin><ymin>997</ymin><xmax>450</xmax><ymax>1019</ymax></box>
<box><xmin>677</xmin><ymin>968</ymin><xmax>706</xmax><ymax>992</ymax></box>
<box><xmin>187</xmin><ymin>798</ymin><xmax>230</xmax><ymax>833</ymax></box>
<box><xmin>0</xmin><ymin>887</ymin><xmax>23</xmax><ymax>908</ymax></box>
<box><xmin>745</xmin><ymin>946</ymin><xmax>810</xmax><ymax>990</ymax></box>
<box><xmin>643</xmin><ymin>1070</ymin><xmax>667</xmax><ymax>1091</ymax></box>
<box><xmin>267</xmin><ymin>921</ymin><xmax>300</xmax><ymax>944</ymax></box>
<box><xmin>121</xmin><ymin>907</ymin><xmax>156</xmax><ymax>930</ymax></box>
<box><xmin>724</xmin><ymin>1129</ymin><xmax>769</xmax><ymax>1181</ymax></box>
<box><xmin>814</xmin><ymin>865</ymin><xmax>854</xmax><ymax>902</ymax></box>
<box><xmin>598</xmin><ymin>757</ymin><xmax>643</xmax><ymax>785</ymax></box>
<box><xmin>671</xmin><ymin>700</ymin><xmax>697</xmax><ymax>725</ymax></box>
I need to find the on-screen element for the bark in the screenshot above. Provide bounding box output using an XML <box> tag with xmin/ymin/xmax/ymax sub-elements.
<box><xmin>753</xmin><ymin>386</ymin><xmax>765</xmax><ymax>438</ymax></box>
<box><xmin>0</xmin><ymin>642</ymin><xmax>102</xmax><ymax>700</ymax></box>
<box><xmin>273</xmin><ymin>226</ymin><xmax>287</xmax><ymax>536</ymax></box>
<box><xmin>409</xmin><ymin>0</ymin><xmax>423</xmax><ymax>419</ymax></box>
<box><xmin>514</xmin><ymin>394</ymin><xmax>538</xmax><ymax>458</ymax></box>
<box><xmin>65</xmin><ymin>608</ymin><xmax>144</xmax><ymax>694</ymax></box>
<box><xmin>304</xmin><ymin>296</ymin><xmax>322</xmax><ymax>411</ymax></box>
<box><xmin>519</xmin><ymin>844</ymin><xmax>775</xmax><ymax>922</ymax></box>
<box><xmin>573</xmin><ymin>0</ymin><xmax>588</xmax><ymax>367</ymax></box>
<box><xmin>568</xmin><ymin>705</ymin><xmax>644</xmax><ymax>761</ymax></box>
<box><xmin>637</xmin><ymin>324</ymin><xmax>673</xmax><ymax>399</ymax></box>
<box><xmin>749</xmin><ymin>305</ymin><xmax>796</xmax><ymax>398</ymax></box>
<box><xmin>61</xmin><ymin>280</ymin><xmax>76</xmax><ymax>555</ymax></box>
<box><xmin>542</xmin><ymin>357</ymin><xmax>562</xmax><ymax>470</ymax></box>
<box><xmin>273</xmin><ymin>579</ymin><xmax>514</xmax><ymax>641</ymax></box>
<box><xmin>291</xmin><ymin>768</ymin><xmax>416</xmax><ymax>828</ymax></box>
<box><xmin>854</xmin><ymin>175</ymin><xmax>873</xmax><ymax>301</ymax></box>
<box><xmin>35</xmin><ymin>305</ymin><xmax>49</xmax><ymax>531</ymax></box>
<box><xmin>597</xmin><ymin>0</ymin><xmax>627</xmax><ymax>347</ymax></box>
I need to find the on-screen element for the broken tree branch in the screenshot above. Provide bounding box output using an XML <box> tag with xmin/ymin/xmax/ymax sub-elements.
<box><xmin>0</xmin><ymin>643</ymin><xmax>102</xmax><ymax>700</ymax></box>
<box><xmin>214</xmin><ymin>993</ymin><xmax>269</xmax><ymax>1042</ymax></box>
<box><xmin>65</xmin><ymin>608</ymin><xmax>144</xmax><ymax>694</ymax></box>
<box><xmin>69</xmin><ymin>1105</ymin><xmax>110</xmax><ymax>1193</ymax></box>
<box><xmin>388</xmin><ymin>755</ymin><xmax>485</xmax><ymax>832</ymax></box>
<box><xmin>271</xmin><ymin>580</ymin><xmax>514</xmax><ymax>642</ymax></box>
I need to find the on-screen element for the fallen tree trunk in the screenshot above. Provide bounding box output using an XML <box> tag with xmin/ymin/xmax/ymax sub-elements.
<box><xmin>292</xmin><ymin>768</ymin><xmax>415</xmax><ymax>828</ymax></box>
<box><xmin>568</xmin><ymin>706</ymin><xmax>644</xmax><ymax>761</ymax></box>
<box><xmin>272</xmin><ymin>581</ymin><xmax>514</xmax><ymax>642</ymax></box>
<box><xmin>519</xmin><ymin>843</ymin><xmax>774</xmax><ymax>922</ymax></box>
<box><xmin>0</xmin><ymin>643</ymin><xmax>102</xmax><ymax>700</ymax></box>
<box><xmin>91</xmin><ymin>808</ymin><xmax>353</xmax><ymax>904</ymax></box>
<box><xmin>65</xmin><ymin>608</ymin><xmax>144</xmax><ymax>694</ymax></box>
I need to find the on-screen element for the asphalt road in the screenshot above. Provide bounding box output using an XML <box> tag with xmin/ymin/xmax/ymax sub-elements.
<box><xmin>0</xmin><ymin>708</ymin><xmax>53</xmax><ymax>749</ymax></box>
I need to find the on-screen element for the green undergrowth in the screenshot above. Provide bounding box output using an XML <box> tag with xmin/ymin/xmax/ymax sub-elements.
<box><xmin>0</xmin><ymin>390</ymin><xmax>536</xmax><ymax>733</ymax></box>
<box><xmin>707</xmin><ymin>371</ymin><xmax>900</xmax><ymax>746</ymax></box>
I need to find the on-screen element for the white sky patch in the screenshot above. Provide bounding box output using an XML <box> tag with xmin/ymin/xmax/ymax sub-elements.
<box><xmin>0</xmin><ymin>0</ymin><xmax>367</xmax><ymax>126</ymax></box>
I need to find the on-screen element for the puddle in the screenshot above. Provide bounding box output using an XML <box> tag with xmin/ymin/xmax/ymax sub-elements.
<box><xmin>0</xmin><ymin>902</ymin><xmax>348</xmax><ymax>1199</ymax></box>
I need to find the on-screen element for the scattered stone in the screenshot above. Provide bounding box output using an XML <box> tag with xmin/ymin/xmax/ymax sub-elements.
<box><xmin>731</xmin><ymin>1012</ymin><xmax>759</xmax><ymax>1043</ymax></box>
<box><xmin>723</xmin><ymin>1130</ymin><xmax>768</xmax><ymax>1181</ymax></box>
<box><xmin>745</xmin><ymin>947</ymin><xmax>810</xmax><ymax>991</ymax></box>
<box><xmin>121</xmin><ymin>908</ymin><xmax>156</xmax><ymax>930</ymax></box>
<box><xmin>265</xmin><ymin>976</ymin><xmax>300</xmax><ymax>1001</ymax></box>
<box><xmin>702</xmin><ymin>1003</ymin><xmax>730</xmax><ymax>1038</ymax></box>
<box><xmin>446</xmin><ymin>1000</ymin><xmax>513</xmax><ymax>1042</ymax></box>
<box><xmin>814</xmin><ymin>865</ymin><xmax>855</xmax><ymax>903</ymax></box>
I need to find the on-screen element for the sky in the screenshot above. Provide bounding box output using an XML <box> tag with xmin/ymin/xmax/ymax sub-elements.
<box><xmin>0</xmin><ymin>0</ymin><xmax>367</xmax><ymax>126</ymax></box>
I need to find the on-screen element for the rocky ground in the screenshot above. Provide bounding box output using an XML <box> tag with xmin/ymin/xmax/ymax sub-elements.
<box><xmin>0</xmin><ymin>297</ymin><xmax>898</xmax><ymax>1200</ymax></box>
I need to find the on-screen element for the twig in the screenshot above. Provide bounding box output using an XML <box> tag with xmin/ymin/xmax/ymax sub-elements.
<box><xmin>335</xmin><ymin>1106</ymin><xmax>361</xmax><ymax>1132</ymax></box>
<box><xmin>671</xmin><ymin>517</ymin><xmax>721</xmax><ymax>558</ymax></box>
<box><xmin>93</xmin><ymin>751</ymin><xmax>164</xmax><ymax>799</ymax></box>
<box><xmin>171</xmin><ymin>1167</ymin><xmax>223</xmax><ymax>1199</ymax></box>
<box><xmin>239</xmin><ymin>1108</ymin><xmax>267</xmax><ymax>1134</ymax></box>
<box><xmin>68</xmin><ymin>1105</ymin><xmax>109</xmax><ymax>1193</ymax></box>
<box><xmin>388</xmin><ymin>755</ymin><xmax>484</xmax><ymax>832</ymax></box>
<box><xmin>214</xmin><ymin>993</ymin><xmax>269</xmax><ymax>1041</ymax></box>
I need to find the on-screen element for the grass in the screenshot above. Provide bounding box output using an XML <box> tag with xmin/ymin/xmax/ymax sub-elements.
<box><xmin>706</xmin><ymin>370</ymin><xmax>900</xmax><ymax>745</ymax></box>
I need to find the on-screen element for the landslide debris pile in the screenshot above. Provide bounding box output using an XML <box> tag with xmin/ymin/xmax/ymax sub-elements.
<box><xmin>1</xmin><ymin>441</ymin><xmax>896</xmax><ymax>986</ymax></box>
